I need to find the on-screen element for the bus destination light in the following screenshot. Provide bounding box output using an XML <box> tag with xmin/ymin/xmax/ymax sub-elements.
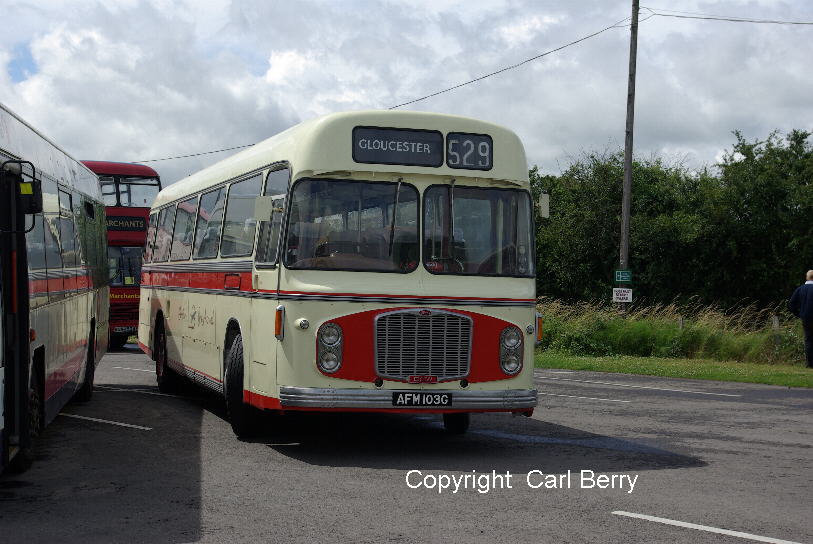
<box><xmin>352</xmin><ymin>127</ymin><xmax>443</xmax><ymax>167</ymax></box>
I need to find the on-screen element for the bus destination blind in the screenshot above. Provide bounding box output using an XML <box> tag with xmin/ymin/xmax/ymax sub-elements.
<box><xmin>353</xmin><ymin>127</ymin><xmax>443</xmax><ymax>167</ymax></box>
<box><xmin>107</xmin><ymin>215</ymin><xmax>147</xmax><ymax>231</ymax></box>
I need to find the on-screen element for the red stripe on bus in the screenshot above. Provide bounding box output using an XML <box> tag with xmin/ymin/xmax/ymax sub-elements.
<box><xmin>138</xmin><ymin>340</ymin><xmax>152</xmax><ymax>358</ymax></box>
<box><xmin>142</xmin><ymin>270</ymin><xmax>534</xmax><ymax>303</ymax></box>
<box><xmin>244</xmin><ymin>390</ymin><xmax>282</xmax><ymax>410</ymax></box>
<box><xmin>45</xmin><ymin>344</ymin><xmax>88</xmax><ymax>399</ymax></box>
<box><xmin>275</xmin><ymin>289</ymin><xmax>535</xmax><ymax>302</ymax></box>
<box><xmin>243</xmin><ymin>390</ymin><xmax>532</xmax><ymax>415</ymax></box>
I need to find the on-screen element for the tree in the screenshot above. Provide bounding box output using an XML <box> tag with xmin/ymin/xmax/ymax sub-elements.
<box><xmin>530</xmin><ymin>130</ymin><xmax>813</xmax><ymax>307</ymax></box>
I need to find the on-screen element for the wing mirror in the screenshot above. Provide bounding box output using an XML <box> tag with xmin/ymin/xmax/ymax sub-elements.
<box><xmin>3</xmin><ymin>160</ymin><xmax>42</xmax><ymax>214</ymax></box>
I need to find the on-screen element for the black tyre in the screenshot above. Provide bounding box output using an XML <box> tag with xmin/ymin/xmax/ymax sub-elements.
<box><xmin>155</xmin><ymin>323</ymin><xmax>182</xmax><ymax>394</ymax></box>
<box><xmin>224</xmin><ymin>334</ymin><xmax>258</xmax><ymax>438</ymax></box>
<box><xmin>443</xmin><ymin>412</ymin><xmax>470</xmax><ymax>435</ymax></box>
<box><xmin>109</xmin><ymin>333</ymin><xmax>128</xmax><ymax>351</ymax></box>
<box><xmin>9</xmin><ymin>364</ymin><xmax>44</xmax><ymax>473</ymax></box>
<box><xmin>74</xmin><ymin>329</ymin><xmax>96</xmax><ymax>402</ymax></box>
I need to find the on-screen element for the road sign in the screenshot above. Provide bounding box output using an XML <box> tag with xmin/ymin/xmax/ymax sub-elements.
<box><xmin>615</xmin><ymin>269</ymin><xmax>632</xmax><ymax>283</ymax></box>
<box><xmin>612</xmin><ymin>288</ymin><xmax>633</xmax><ymax>303</ymax></box>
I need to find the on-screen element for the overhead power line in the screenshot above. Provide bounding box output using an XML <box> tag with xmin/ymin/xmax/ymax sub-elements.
<box><xmin>133</xmin><ymin>15</ymin><xmax>631</xmax><ymax>164</ymax></box>
<box><xmin>387</xmin><ymin>16</ymin><xmax>631</xmax><ymax>110</ymax></box>
<box><xmin>133</xmin><ymin>6</ymin><xmax>813</xmax><ymax>165</ymax></box>
<box><xmin>642</xmin><ymin>6</ymin><xmax>813</xmax><ymax>25</ymax></box>
<box><xmin>133</xmin><ymin>143</ymin><xmax>255</xmax><ymax>163</ymax></box>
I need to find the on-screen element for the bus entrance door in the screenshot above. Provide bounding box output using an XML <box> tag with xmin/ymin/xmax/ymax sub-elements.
<box><xmin>0</xmin><ymin>160</ymin><xmax>37</xmax><ymax>472</ymax></box>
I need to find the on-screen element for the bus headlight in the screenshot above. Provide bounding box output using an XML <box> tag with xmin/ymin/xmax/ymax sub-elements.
<box><xmin>499</xmin><ymin>326</ymin><xmax>523</xmax><ymax>375</ymax></box>
<box><xmin>318</xmin><ymin>323</ymin><xmax>341</xmax><ymax>346</ymax></box>
<box><xmin>501</xmin><ymin>327</ymin><xmax>522</xmax><ymax>349</ymax></box>
<box><xmin>317</xmin><ymin>322</ymin><xmax>343</xmax><ymax>374</ymax></box>
<box><xmin>318</xmin><ymin>351</ymin><xmax>340</xmax><ymax>373</ymax></box>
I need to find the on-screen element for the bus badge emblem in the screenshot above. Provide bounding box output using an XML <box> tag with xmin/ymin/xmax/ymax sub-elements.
<box><xmin>419</xmin><ymin>310</ymin><xmax>432</xmax><ymax>316</ymax></box>
<box><xmin>409</xmin><ymin>375</ymin><xmax>437</xmax><ymax>384</ymax></box>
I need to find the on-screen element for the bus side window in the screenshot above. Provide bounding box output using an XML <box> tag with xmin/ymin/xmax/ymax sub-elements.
<box><xmin>220</xmin><ymin>174</ymin><xmax>262</xmax><ymax>258</ymax></box>
<box><xmin>95</xmin><ymin>202</ymin><xmax>108</xmax><ymax>286</ymax></box>
<box><xmin>72</xmin><ymin>190</ymin><xmax>86</xmax><ymax>266</ymax></box>
<box><xmin>170</xmin><ymin>196</ymin><xmax>198</xmax><ymax>261</ymax></box>
<box><xmin>26</xmin><ymin>215</ymin><xmax>47</xmax><ymax>270</ymax></box>
<box><xmin>256</xmin><ymin>168</ymin><xmax>289</xmax><ymax>264</ymax></box>
<box><xmin>26</xmin><ymin>214</ymin><xmax>47</xmax><ymax>307</ymax></box>
<box><xmin>144</xmin><ymin>212</ymin><xmax>158</xmax><ymax>263</ymax></box>
<box><xmin>44</xmin><ymin>214</ymin><xmax>63</xmax><ymax>301</ymax></box>
<box><xmin>193</xmin><ymin>187</ymin><xmax>226</xmax><ymax>259</ymax></box>
<box><xmin>100</xmin><ymin>176</ymin><xmax>117</xmax><ymax>206</ymax></box>
<box><xmin>152</xmin><ymin>206</ymin><xmax>177</xmax><ymax>262</ymax></box>
<box><xmin>57</xmin><ymin>190</ymin><xmax>78</xmax><ymax>289</ymax></box>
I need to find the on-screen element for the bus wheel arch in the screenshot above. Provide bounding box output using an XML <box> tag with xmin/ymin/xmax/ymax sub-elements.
<box><xmin>154</xmin><ymin>312</ymin><xmax>181</xmax><ymax>393</ymax></box>
<box><xmin>224</xmin><ymin>332</ymin><xmax>258</xmax><ymax>439</ymax></box>
<box><xmin>223</xmin><ymin>319</ymin><xmax>242</xmax><ymax>366</ymax></box>
<box><xmin>151</xmin><ymin>310</ymin><xmax>165</xmax><ymax>361</ymax></box>
<box><xmin>74</xmin><ymin>319</ymin><xmax>96</xmax><ymax>402</ymax></box>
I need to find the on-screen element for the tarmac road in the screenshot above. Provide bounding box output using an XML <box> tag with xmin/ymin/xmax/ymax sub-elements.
<box><xmin>1</xmin><ymin>346</ymin><xmax>811</xmax><ymax>544</ymax></box>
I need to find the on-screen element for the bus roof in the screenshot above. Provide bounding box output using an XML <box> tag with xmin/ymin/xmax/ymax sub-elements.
<box><xmin>153</xmin><ymin>110</ymin><xmax>529</xmax><ymax>209</ymax></box>
<box><xmin>0</xmin><ymin>102</ymin><xmax>101</xmax><ymax>199</ymax></box>
<box><xmin>81</xmin><ymin>160</ymin><xmax>159</xmax><ymax>178</ymax></box>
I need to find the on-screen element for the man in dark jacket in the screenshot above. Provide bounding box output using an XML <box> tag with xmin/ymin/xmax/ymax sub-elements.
<box><xmin>788</xmin><ymin>270</ymin><xmax>813</xmax><ymax>368</ymax></box>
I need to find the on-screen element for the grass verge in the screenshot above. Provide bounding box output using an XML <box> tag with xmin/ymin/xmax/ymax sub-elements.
<box><xmin>535</xmin><ymin>349</ymin><xmax>813</xmax><ymax>388</ymax></box>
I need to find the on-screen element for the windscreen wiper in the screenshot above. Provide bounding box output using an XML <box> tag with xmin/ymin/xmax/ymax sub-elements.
<box><xmin>446</xmin><ymin>178</ymin><xmax>456</xmax><ymax>260</ymax></box>
<box><xmin>388</xmin><ymin>178</ymin><xmax>402</xmax><ymax>256</ymax></box>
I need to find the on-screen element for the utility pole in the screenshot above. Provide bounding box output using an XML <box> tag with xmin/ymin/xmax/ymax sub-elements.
<box><xmin>618</xmin><ymin>0</ymin><xmax>638</xmax><ymax>309</ymax></box>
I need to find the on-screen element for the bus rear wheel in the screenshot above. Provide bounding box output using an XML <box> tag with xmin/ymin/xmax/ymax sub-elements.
<box><xmin>224</xmin><ymin>334</ymin><xmax>258</xmax><ymax>439</ymax></box>
<box><xmin>109</xmin><ymin>333</ymin><xmax>128</xmax><ymax>351</ymax></box>
<box><xmin>443</xmin><ymin>413</ymin><xmax>470</xmax><ymax>434</ymax></box>
<box><xmin>155</xmin><ymin>323</ymin><xmax>181</xmax><ymax>394</ymax></box>
<box><xmin>74</xmin><ymin>328</ymin><xmax>96</xmax><ymax>402</ymax></box>
<box><xmin>9</xmin><ymin>364</ymin><xmax>44</xmax><ymax>473</ymax></box>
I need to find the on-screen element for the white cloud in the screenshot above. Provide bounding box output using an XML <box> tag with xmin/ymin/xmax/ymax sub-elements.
<box><xmin>0</xmin><ymin>0</ymin><xmax>811</xmax><ymax>184</ymax></box>
<box><xmin>496</xmin><ymin>15</ymin><xmax>564</xmax><ymax>47</ymax></box>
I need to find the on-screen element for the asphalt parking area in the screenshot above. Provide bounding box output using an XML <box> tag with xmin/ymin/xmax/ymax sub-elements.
<box><xmin>1</xmin><ymin>347</ymin><xmax>811</xmax><ymax>543</ymax></box>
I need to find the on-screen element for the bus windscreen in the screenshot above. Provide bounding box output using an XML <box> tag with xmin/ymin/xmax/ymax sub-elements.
<box><xmin>100</xmin><ymin>176</ymin><xmax>160</xmax><ymax>207</ymax></box>
<box><xmin>284</xmin><ymin>179</ymin><xmax>419</xmax><ymax>273</ymax></box>
<box><xmin>108</xmin><ymin>246</ymin><xmax>143</xmax><ymax>286</ymax></box>
<box><xmin>423</xmin><ymin>186</ymin><xmax>534</xmax><ymax>277</ymax></box>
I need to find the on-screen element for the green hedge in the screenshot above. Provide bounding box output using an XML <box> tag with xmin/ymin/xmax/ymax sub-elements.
<box><xmin>538</xmin><ymin>301</ymin><xmax>806</xmax><ymax>365</ymax></box>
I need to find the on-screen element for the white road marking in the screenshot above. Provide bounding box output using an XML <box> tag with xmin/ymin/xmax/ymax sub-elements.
<box><xmin>95</xmin><ymin>385</ymin><xmax>183</xmax><ymax>398</ymax></box>
<box><xmin>60</xmin><ymin>413</ymin><xmax>152</xmax><ymax>431</ymax></box>
<box><xmin>538</xmin><ymin>392</ymin><xmax>631</xmax><ymax>403</ymax></box>
<box><xmin>112</xmin><ymin>366</ymin><xmax>153</xmax><ymax>373</ymax></box>
<box><xmin>539</xmin><ymin>376</ymin><xmax>741</xmax><ymax>397</ymax></box>
<box><xmin>547</xmin><ymin>370</ymin><xmax>575</xmax><ymax>374</ymax></box>
<box><xmin>612</xmin><ymin>511</ymin><xmax>802</xmax><ymax>544</ymax></box>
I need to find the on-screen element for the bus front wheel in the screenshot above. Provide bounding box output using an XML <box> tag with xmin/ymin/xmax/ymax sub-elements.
<box><xmin>155</xmin><ymin>323</ymin><xmax>181</xmax><ymax>394</ymax></box>
<box><xmin>443</xmin><ymin>413</ymin><xmax>470</xmax><ymax>435</ymax></box>
<box><xmin>224</xmin><ymin>334</ymin><xmax>258</xmax><ymax>439</ymax></box>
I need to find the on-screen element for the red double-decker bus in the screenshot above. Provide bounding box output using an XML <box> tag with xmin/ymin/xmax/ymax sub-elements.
<box><xmin>81</xmin><ymin>161</ymin><xmax>161</xmax><ymax>350</ymax></box>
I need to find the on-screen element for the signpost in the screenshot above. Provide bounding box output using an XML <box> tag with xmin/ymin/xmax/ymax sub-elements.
<box><xmin>612</xmin><ymin>288</ymin><xmax>633</xmax><ymax>303</ymax></box>
<box><xmin>615</xmin><ymin>269</ymin><xmax>632</xmax><ymax>283</ymax></box>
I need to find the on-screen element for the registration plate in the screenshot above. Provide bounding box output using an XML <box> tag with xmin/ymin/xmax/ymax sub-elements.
<box><xmin>392</xmin><ymin>392</ymin><xmax>452</xmax><ymax>407</ymax></box>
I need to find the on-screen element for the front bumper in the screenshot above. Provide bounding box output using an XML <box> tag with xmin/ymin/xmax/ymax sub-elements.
<box><xmin>279</xmin><ymin>387</ymin><xmax>537</xmax><ymax>410</ymax></box>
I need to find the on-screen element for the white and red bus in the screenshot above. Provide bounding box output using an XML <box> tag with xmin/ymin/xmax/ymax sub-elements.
<box><xmin>81</xmin><ymin>161</ymin><xmax>161</xmax><ymax>349</ymax></box>
<box><xmin>139</xmin><ymin>111</ymin><xmax>540</xmax><ymax>436</ymax></box>
<box><xmin>1</xmin><ymin>103</ymin><xmax>108</xmax><ymax>472</ymax></box>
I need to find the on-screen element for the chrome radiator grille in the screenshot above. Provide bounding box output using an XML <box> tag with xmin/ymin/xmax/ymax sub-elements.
<box><xmin>375</xmin><ymin>309</ymin><xmax>472</xmax><ymax>381</ymax></box>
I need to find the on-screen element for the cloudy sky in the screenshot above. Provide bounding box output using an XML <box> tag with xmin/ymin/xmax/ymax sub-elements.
<box><xmin>1</xmin><ymin>0</ymin><xmax>811</xmax><ymax>184</ymax></box>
